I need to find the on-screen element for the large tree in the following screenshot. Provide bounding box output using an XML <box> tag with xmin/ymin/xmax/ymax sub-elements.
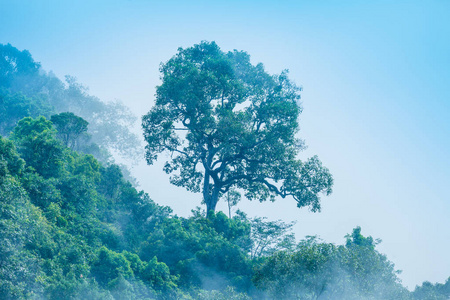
<box><xmin>142</xmin><ymin>41</ymin><xmax>333</xmax><ymax>214</ymax></box>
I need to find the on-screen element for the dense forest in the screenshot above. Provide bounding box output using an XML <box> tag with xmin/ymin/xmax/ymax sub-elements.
<box><xmin>0</xmin><ymin>43</ymin><xmax>449</xmax><ymax>299</ymax></box>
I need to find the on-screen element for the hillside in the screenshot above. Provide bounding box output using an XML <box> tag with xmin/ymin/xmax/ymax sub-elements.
<box><xmin>0</xmin><ymin>44</ymin><xmax>448</xmax><ymax>300</ymax></box>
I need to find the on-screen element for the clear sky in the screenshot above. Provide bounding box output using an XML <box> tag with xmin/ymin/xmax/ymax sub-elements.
<box><xmin>1</xmin><ymin>0</ymin><xmax>449</xmax><ymax>290</ymax></box>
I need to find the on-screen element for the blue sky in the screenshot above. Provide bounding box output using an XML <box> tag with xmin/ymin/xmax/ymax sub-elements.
<box><xmin>1</xmin><ymin>0</ymin><xmax>449</xmax><ymax>289</ymax></box>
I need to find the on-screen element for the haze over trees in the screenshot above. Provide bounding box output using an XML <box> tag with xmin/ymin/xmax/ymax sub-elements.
<box><xmin>0</xmin><ymin>43</ymin><xmax>449</xmax><ymax>299</ymax></box>
<box><xmin>0</xmin><ymin>43</ymin><xmax>141</xmax><ymax>164</ymax></box>
<box><xmin>142</xmin><ymin>42</ymin><xmax>333</xmax><ymax>214</ymax></box>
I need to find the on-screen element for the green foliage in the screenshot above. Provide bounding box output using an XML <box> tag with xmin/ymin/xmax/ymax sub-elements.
<box><xmin>192</xmin><ymin>286</ymin><xmax>252</xmax><ymax>300</ymax></box>
<box><xmin>0</xmin><ymin>136</ymin><xmax>25</xmax><ymax>177</ymax></box>
<box><xmin>0</xmin><ymin>125</ymin><xmax>446</xmax><ymax>299</ymax></box>
<box><xmin>345</xmin><ymin>226</ymin><xmax>377</xmax><ymax>249</ymax></box>
<box><xmin>248</xmin><ymin>216</ymin><xmax>296</xmax><ymax>259</ymax></box>
<box><xmin>412</xmin><ymin>278</ymin><xmax>450</xmax><ymax>300</ymax></box>
<box><xmin>0</xmin><ymin>43</ymin><xmax>141</xmax><ymax>163</ymax></box>
<box><xmin>207</xmin><ymin>211</ymin><xmax>251</xmax><ymax>250</ymax></box>
<box><xmin>21</xmin><ymin>172</ymin><xmax>62</xmax><ymax>208</ymax></box>
<box><xmin>0</xmin><ymin>117</ymin><xmax>190</xmax><ymax>298</ymax></box>
<box><xmin>0</xmin><ymin>176</ymin><xmax>50</xmax><ymax>299</ymax></box>
<box><xmin>51</xmin><ymin>112</ymin><xmax>89</xmax><ymax>149</ymax></box>
<box><xmin>0</xmin><ymin>43</ymin><xmax>446</xmax><ymax>300</ymax></box>
<box><xmin>11</xmin><ymin>116</ymin><xmax>66</xmax><ymax>178</ymax></box>
<box><xmin>0</xmin><ymin>88</ymin><xmax>51</xmax><ymax>136</ymax></box>
<box><xmin>138</xmin><ymin>211</ymin><xmax>254</xmax><ymax>293</ymax></box>
<box><xmin>253</xmin><ymin>230</ymin><xmax>411</xmax><ymax>300</ymax></box>
<box><xmin>67</xmin><ymin>152</ymin><xmax>102</xmax><ymax>186</ymax></box>
<box><xmin>0</xmin><ymin>43</ymin><xmax>40</xmax><ymax>91</ymax></box>
<box><xmin>98</xmin><ymin>164</ymin><xmax>124</xmax><ymax>199</ymax></box>
<box><xmin>58</xmin><ymin>174</ymin><xmax>98</xmax><ymax>215</ymax></box>
<box><xmin>340</xmin><ymin>227</ymin><xmax>409</xmax><ymax>299</ymax></box>
<box><xmin>91</xmin><ymin>247</ymin><xmax>134</xmax><ymax>286</ymax></box>
<box><xmin>142</xmin><ymin>41</ymin><xmax>333</xmax><ymax>214</ymax></box>
<box><xmin>141</xmin><ymin>256</ymin><xmax>177</xmax><ymax>292</ymax></box>
<box><xmin>11</xmin><ymin>116</ymin><xmax>55</xmax><ymax>140</ymax></box>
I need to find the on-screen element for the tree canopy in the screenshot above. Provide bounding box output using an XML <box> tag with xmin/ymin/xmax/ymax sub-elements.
<box><xmin>142</xmin><ymin>41</ymin><xmax>333</xmax><ymax>214</ymax></box>
<box><xmin>51</xmin><ymin>112</ymin><xmax>89</xmax><ymax>149</ymax></box>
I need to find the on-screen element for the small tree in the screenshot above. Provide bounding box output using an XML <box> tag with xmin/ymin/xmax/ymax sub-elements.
<box><xmin>51</xmin><ymin>112</ymin><xmax>88</xmax><ymax>149</ymax></box>
<box><xmin>249</xmin><ymin>217</ymin><xmax>296</xmax><ymax>259</ymax></box>
<box><xmin>11</xmin><ymin>116</ymin><xmax>65</xmax><ymax>178</ymax></box>
<box><xmin>225</xmin><ymin>189</ymin><xmax>241</xmax><ymax>218</ymax></box>
<box><xmin>142</xmin><ymin>41</ymin><xmax>333</xmax><ymax>215</ymax></box>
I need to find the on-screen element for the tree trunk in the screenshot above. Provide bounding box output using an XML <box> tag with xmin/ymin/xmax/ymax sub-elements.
<box><xmin>205</xmin><ymin>184</ymin><xmax>220</xmax><ymax>218</ymax></box>
<box><xmin>227</xmin><ymin>193</ymin><xmax>231</xmax><ymax>218</ymax></box>
<box><xmin>203</xmin><ymin>170</ymin><xmax>212</xmax><ymax>214</ymax></box>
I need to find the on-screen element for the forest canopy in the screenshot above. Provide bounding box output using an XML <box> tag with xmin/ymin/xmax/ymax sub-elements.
<box><xmin>0</xmin><ymin>43</ymin><xmax>141</xmax><ymax>164</ymax></box>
